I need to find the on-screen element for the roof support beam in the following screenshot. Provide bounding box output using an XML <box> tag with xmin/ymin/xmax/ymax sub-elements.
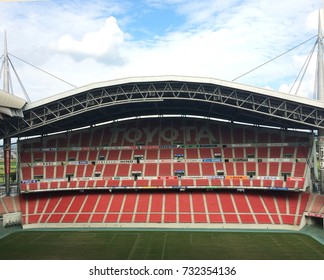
<box><xmin>1</xmin><ymin>80</ymin><xmax>324</xmax><ymax>138</ymax></box>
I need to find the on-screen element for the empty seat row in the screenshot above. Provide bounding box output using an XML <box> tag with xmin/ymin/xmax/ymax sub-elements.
<box><xmin>20</xmin><ymin>161</ymin><xmax>307</xmax><ymax>181</ymax></box>
<box><xmin>305</xmin><ymin>194</ymin><xmax>324</xmax><ymax>214</ymax></box>
<box><xmin>21</xmin><ymin>191</ymin><xmax>308</xmax><ymax>226</ymax></box>
<box><xmin>0</xmin><ymin>196</ymin><xmax>21</xmax><ymax>215</ymax></box>
<box><xmin>20</xmin><ymin>177</ymin><xmax>305</xmax><ymax>193</ymax></box>
<box><xmin>20</xmin><ymin>146</ymin><xmax>310</xmax><ymax>163</ymax></box>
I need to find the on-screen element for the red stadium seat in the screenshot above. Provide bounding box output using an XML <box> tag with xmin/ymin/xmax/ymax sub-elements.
<box><xmin>17</xmin><ymin>118</ymin><xmax>313</xmax><ymax>230</ymax></box>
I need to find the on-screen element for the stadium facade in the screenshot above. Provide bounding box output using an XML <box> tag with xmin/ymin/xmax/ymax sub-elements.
<box><xmin>1</xmin><ymin>24</ymin><xmax>324</xmax><ymax>232</ymax></box>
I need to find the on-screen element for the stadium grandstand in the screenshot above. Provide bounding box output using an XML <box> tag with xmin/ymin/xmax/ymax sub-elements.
<box><xmin>1</xmin><ymin>23</ymin><xmax>324</xmax><ymax>238</ymax></box>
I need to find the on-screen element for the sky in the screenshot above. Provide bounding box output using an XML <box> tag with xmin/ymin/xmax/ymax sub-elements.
<box><xmin>0</xmin><ymin>0</ymin><xmax>322</xmax><ymax>102</ymax></box>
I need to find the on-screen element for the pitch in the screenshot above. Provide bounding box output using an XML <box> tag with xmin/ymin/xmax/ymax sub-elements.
<box><xmin>0</xmin><ymin>230</ymin><xmax>324</xmax><ymax>260</ymax></box>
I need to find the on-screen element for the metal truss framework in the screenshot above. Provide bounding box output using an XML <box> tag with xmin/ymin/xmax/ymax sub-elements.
<box><xmin>1</xmin><ymin>80</ymin><xmax>324</xmax><ymax>138</ymax></box>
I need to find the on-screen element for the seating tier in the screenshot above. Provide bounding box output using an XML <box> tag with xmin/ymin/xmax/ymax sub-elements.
<box><xmin>21</xmin><ymin>190</ymin><xmax>308</xmax><ymax>227</ymax></box>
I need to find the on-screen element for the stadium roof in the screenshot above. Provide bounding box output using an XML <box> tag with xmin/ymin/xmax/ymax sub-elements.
<box><xmin>1</xmin><ymin>75</ymin><xmax>324</xmax><ymax>138</ymax></box>
<box><xmin>0</xmin><ymin>89</ymin><xmax>26</xmax><ymax>120</ymax></box>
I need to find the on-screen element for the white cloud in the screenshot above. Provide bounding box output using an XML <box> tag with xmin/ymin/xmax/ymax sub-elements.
<box><xmin>52</xmin><ymin>16</ymin><xmax>126</xmax><ymax>64</ymax></box>
<box><xmin>0</xmin><ymin>0</ymin><xmax>322</xmax><ymax>102</ymax></box>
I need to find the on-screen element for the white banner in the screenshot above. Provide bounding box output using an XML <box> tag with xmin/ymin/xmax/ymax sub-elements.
<box><xmin>1</xmin><ymin>260</ymin><xmax>323</xmax><ymax>280</ymax></box>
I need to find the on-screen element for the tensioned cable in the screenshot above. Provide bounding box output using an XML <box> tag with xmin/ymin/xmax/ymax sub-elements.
<box><xmin>290</xmin><ymin>39</ymin><xmax>317</xmax><ymax>95</ymax></box>
<box><xmin>8</xmin><ymin>57</ymin><xmax>31</xmax><ymax>102</ymax></box>
<box><xmin>232</xmin><ymin>35</ymin><xmax>317</xmax><ymax>82</ymax></box>
<box><xmin>9</xmin><ymin>52</ymin><xmax>77</xmax><ymax>88</ymax></box>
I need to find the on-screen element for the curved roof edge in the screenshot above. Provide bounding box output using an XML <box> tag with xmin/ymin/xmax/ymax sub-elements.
<box><xmin>25</xmin><ymin>75</ymin><xmax>323</xmax><ymax>110</ymax></box>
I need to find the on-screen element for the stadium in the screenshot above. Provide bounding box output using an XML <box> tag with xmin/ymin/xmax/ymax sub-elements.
<box><xmin>1</xmin><ymin>27</ymin><xmax>324</xmax><ymax>260</ymax></box>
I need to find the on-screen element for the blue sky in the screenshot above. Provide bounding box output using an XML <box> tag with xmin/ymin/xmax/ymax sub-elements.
<box><xmin>0</xmin><ymin>0</ymin><xmax>321</xmax><ymax>101</ymax></box>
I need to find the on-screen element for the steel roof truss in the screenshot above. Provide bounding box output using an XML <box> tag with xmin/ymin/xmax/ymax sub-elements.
<box><xmin>148</xmin><ymin>83</ymin><xmax>158</xmax><ymax>98</ymax></box>
<box><xmin>58</xmin><ymin>101</ymin><xmax>72</xmax><ymax>116</ymax></box>
<box><xmin>189</xmin><ymin>84</ymin><xmax>203</xmax><ymax>99</ymax></box>
<box><xmin>234</xmin><ymin>92</ymin><xmax>250</xmax><ymax>107</ymax></box>
<box><xmin>102</xmin><ymin>88</ymin><xmax>117</xmax><ymax>102</ymax></box>
<box><xmin>302</xmin><ymin>108</ymin><xmax>317</xmax><ymax>123</ymax></box>
<box><xmin>212</xmin><ymin>87</ymin><xmax>222</xmax><ymax>101</ymax></box>
<box><xmin>163</xmin><ymin>83</ymin><xmax>174</xmax><ymax>98</ymax></box>
<box><xmin>179</xmin><ymin>83</ymin><xmax>189</xmax><ymax>98</ymax></box>
<box><xmin>287</xmin><ymin>105</ymin><xmax>302</xmax><ymax>121</ymax></box>
<box><xmin>72</xmin><ymin>97</ymin><xmax>85</xmax><ymax>111</ymax></box>
<box><xmin>6</xmin><ymin>120</ymin><xmax>21</xmax><ymax>132</ymax></box>
<box><xmin>3</xmin><ymin>80</ymin><xmax>324</xmax><ymax>138</ymax></box>
<box><xmin>270</xmin><ymin>101</ymin><xmax>287</xmax><ymax>117</ymax></box>
<box><xmin>29</xmin><ymin>110</ymin><xmax>45</xmax><ymax>124</ymax></box>
<box><xmin>254</xmin><ymin>97</ymin><xmax>270</xmax><ymax>112</ymax></box>
<box><xmin>203</xmin><ymin>90</ymin><xmax>213</xmax><ymax>101</ymax></box>
<box><xmin>133</xmin><ymin>84</ymin><xmax>146</xmax><ymax>99</ymax></box>
<box><xmin>86</xmin><ymin>92</ymin><xmax>100</xmax><ymax>107</ymax></box>
<box><xmin>44</xmin><ymin>106</ymin><xmax>58</xmax><ymax>119</ymax></box>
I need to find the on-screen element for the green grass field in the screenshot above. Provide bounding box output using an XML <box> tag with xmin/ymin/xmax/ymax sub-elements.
<box><xmin>0</xmin><ymin>159</ymin><xmax>17</xmax><ymax>184</ymax></box>
<box><xmin>0</xmin><ymin>230</ymin><xmax>324</xmax><ymax>260</ymax></box>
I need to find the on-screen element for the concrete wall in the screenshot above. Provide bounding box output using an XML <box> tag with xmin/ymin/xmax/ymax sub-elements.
<box><xmin>23</xmin><ymin>222</ymin><xmax>300</xmax><ymax>231</ymax></box>
<box><xmin>3</xmin><ymin>212</ymin><xmax>22</xmax><ymax>227</ymax></box>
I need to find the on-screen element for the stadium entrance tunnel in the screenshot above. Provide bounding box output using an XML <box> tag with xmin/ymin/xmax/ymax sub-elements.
<box><xmin>305</xmin><ymin>215</ymin><xmax>324</xmax><ymax>230</ymax></box>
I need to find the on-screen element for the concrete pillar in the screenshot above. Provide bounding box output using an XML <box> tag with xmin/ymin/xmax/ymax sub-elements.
<box><xmin>318</xmin><ymin>129</ymin><xmax>324</xmax><ymax>194</ymax></box>
<box><xmin>4</xmin><ymin>137</ymin><xmax>11</xmax><ymax>196</ymax></box>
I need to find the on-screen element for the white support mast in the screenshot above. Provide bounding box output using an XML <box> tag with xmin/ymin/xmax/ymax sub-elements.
<box><xmin>1</xmin><ymin>31</ymin><xmax>12</xmax><ymax>196</ymax></box>
<box><xmin>2</xmin><ymin>31</ymin><xmax>10</xmax><ymax>93</ymax></box>
<box><xmin>317</xmin><ymin>9</ymin><xmax>324</xmax><ymax>194</ymax></box>
<box><xmin>1</xmin><ymin>32</ymin><xmax>26</xmax><ymax>195</ymax></box>
<box><xmin>317</xmin><ymin>11</ymin><xmax>324</xmax><ymax>100</ymax></box>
